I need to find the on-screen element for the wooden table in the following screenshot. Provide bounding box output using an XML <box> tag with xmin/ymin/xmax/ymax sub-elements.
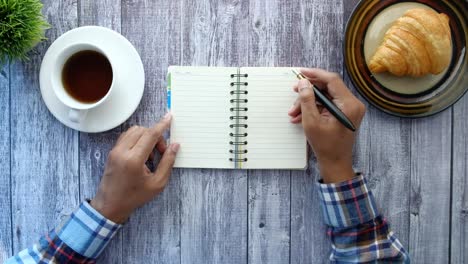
<box><xmin>0</xmin><ymin>0</ymin><xmax>466</xmax><ymax>263</ymax></box>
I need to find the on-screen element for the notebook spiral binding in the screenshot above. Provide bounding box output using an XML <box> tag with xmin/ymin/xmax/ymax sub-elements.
<box><xmin>229</xmin><ymin>70</ymin><xmax>249</xmax><ymax>167</ymax></box>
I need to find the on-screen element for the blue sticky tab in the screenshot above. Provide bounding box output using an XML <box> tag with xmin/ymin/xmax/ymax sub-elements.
<box><xmin>167</xmin><ymin>90</ymin><xmax>171</xmax><ymax>110</ymax></box>
<box><xmin>167</xmin><ymin>72</ymin><xmax>172</xmax><ymax>110</ymax></box>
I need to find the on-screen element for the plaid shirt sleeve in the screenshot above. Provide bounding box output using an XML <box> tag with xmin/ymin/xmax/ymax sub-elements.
<box><xmin>5</xmin><ymin>201</ymin><xmax>122</xmax><ymax>264</ymax></box>
<box><xmin>317</xmin><ymin>174</ymin><xmax>410</xmax><ymax>263</ymax></box>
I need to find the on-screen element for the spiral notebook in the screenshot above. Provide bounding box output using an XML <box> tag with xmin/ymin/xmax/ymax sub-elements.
<box><xmin>167</xmin><ymin>66</ymin><xmax>307</xmax><ymax>169</ymax></box>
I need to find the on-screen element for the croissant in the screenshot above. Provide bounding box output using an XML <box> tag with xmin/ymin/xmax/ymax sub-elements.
<box><xmin>368</xmin><ymin>8</ymin><xmax>452</xmax><ymax>77</ymax></box>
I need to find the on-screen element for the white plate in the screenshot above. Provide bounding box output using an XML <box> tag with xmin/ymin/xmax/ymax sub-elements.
<box><xmin>363</xmin><ymin>2</ymin><xmax>450</xmax><ymax>95</ymax></box>
<box><xmin>40</xmin><ymin>26</ymin><xmax>144</xmax><ymax>133</ymax></box>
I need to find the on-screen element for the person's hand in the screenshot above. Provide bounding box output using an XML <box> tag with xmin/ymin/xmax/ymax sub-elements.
<box><xmin>288</xmin><ymin>68</ymin><xmax>366</xmax><ymax>183</ymax></box>
<box><xmin>90</xmin><ymin>113</ymin><xmax>180</xmax><ymax>223</ymax></box>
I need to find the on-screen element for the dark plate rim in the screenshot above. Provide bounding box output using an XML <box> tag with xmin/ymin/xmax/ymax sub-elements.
<box><xmin>343</xmin><ymin>0</ymin><xmax>468</xmax><ymax>118</ymax></box>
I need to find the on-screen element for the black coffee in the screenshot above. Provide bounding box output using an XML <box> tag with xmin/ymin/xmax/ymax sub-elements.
<box><xmin>62</xmin><ymin>50</ymin><xmax>113</xmax><ymax>103</ymax></box>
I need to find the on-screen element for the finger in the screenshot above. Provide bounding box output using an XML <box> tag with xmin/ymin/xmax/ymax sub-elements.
<box><xmin>118</xmin><ymin>126</ymin><xmax>146</xmax><ymax>149</ymax></box>
<box><xmin>115</xmin><ymin>125</ymin><xmax>139</xmax><ymax>145</ymax></box>
<box><xmin>288</xmin><ymin>97</ymin><xmax>301</xmax><ymax>117</ymax></box>
<box><xmin>300</xmin><ymin>68</ymin><xmax>338</xmax><ymax>84</ymax></box>
<box><xmin>300</xmin><ymin>68</ymin><xmax>352</xmax><ymax>99</ymax></box>
<box><xmin>142</xmin><ymin>136</ymin><xmax>167</xmax><ymax>155</ymax></box>
<box><xmin>133</xmin><ymin>113</ymin><xmax>172</xmax><ymax>159</ymax></box>
<box><xmin>290</xmin><ymin>113</ymin><xmax>302</xmax><ymax>124</ymax></box>
<box><xmin>293</xmin><ymin>83</ymin><xmax>299</xmax><ymax>93</ymax></box>
<box><xmin>319</xmin><ymin>106</ymin><xmax>333</xmax><ymax>117</ymax></box>
<box><xmin>148</xmin><ymin>151</ymin><xmax>155</xmax><ymax>162</ymax></box>
<box><xmin>317</xmin><ymin>105</ymin><xmax>325</xmax><ymax>113</ymax></box>
<box><xmin>146</xmin><ymin>138</ymin><xmax>164</xmax><ymax>164</ymax></box>
<box><xmin>149</xmin><ymin>143</ymin><xmax>180</xmax><ymax>192</ymax></box>
<box><xmin>298</xmin><ymin>79</ymin><xmax>320</xmax><ymax>120</ymax></box>
<box><xmin>116</xmin><ymin>131</ymin><xmax>127</xmax><ymax>145</ymax></box>
<box><xmin>156</xmin><ymin>138</ymin><xmax>167</xmax><ymax>153</ymax></box>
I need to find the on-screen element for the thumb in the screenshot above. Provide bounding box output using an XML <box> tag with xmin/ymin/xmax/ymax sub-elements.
<box><xmin>150</xmin><ymin>143</ymin><xmax>180</xmax><ymax>191</ymax></box>
<box><xmin>300</xmin><ymin>68</ymin><xmax>351</xmax><ymax>100</ymax></box>
<box><xmin>298</xmin><ymin>79</ymin><xmax>319</xmax><ymax>119</ymax></box>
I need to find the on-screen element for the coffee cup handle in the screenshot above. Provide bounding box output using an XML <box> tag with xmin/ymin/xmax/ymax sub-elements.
<box><xmin>69</xmin><ymin>108</ymin><xmax>88</xmax><ymax>123</ymax></box>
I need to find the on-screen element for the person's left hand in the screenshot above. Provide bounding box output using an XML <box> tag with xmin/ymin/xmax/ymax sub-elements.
<box><xmin>91</xmin><ymin>113</ymin><xmax>180</xmax><ymax>223</ymax></box>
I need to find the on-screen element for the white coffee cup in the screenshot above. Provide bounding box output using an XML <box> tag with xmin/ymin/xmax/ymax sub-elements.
<box><xmin>51</xmin><ymin>43</ymin><xmax>115</xmax><ymax>123</ymax></box>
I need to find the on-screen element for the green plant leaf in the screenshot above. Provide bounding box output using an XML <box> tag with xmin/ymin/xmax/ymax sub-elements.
<box><xmin>0</xmin><ymin>0</ymin><xmax>51</xmax><ymax>64</ymax></box>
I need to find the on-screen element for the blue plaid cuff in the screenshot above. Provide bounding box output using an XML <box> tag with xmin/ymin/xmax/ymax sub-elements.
<box><xmin>56</xmin><ymin>201</ymin><xmax>122</xmax><ymax>259</ymax></box>
<box><xmin>317</xmin><ymin>174</ymin><xmax>379</xmax><ymax>228</ymax></box>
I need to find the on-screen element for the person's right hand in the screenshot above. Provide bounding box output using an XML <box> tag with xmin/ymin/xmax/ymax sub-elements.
<box><xmin>288</xmin><ymin>68</ymin><xmax>366</xmax><ymax>183</ymax></box>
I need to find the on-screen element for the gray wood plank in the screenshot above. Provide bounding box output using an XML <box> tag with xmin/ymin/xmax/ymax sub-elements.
<box><xmin>0</xmin><ymin>63</ymin><xmax>12</xmax><ymax>262</ymax></box>
<box><xmin>9</xmin><ymin>0</ymin><xmax>79</xmax><ymax>251</ymax></box>
<box><xmin>410</xmin><ymin>111</ymin><xmax>451</xmax><ymax>263</ymax></box>
<box><xmin>78</xmin><ymin>0</ymin><xmax>123</xmax><ymax>263</ymax></box>
<box><xmin>247</xmin><ymin>1</ymin><xmax>294</xmax><ymax>263</ymax></box>
<box><xmin>451</xmin><ymin>94</ymin><xmax>468</xmax><ymax>264</ymax></box>
<box><xmin>343</xmin><ymin>0</ymin><xmax>411</xmax><ymax>253</ymax></box>
<box><xmin>352</xmin><ymin>107</ymin><xmax>412</xmax><ymax>247</ymax></box>
<box><xmin>79</xmin><ymin>132</ymin><xmax>121</xmax><ymax>263</ymax></box>
<box><xmin>120</xmin><ymin>0</ymin><xmax>182</xmax><ymax>262</ymax></box>
<box><xmin>290</xmin><ymin>0</ymin><xmax>344</xmax><ymax>263</ymax></box>
<box><xmin>78</xmin><ymin>0</ymin><xmax>121</xmax><ymax>32</ymax></box>
<box><xmin>179</xmin><ymin>1</ymin><xmax>248</xmax><ymax>263</ymax></box>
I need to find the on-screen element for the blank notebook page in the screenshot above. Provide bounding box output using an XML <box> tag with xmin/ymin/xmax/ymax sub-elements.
<box><xmin>168</xmin><ymin>66</ymin><xmax>307</xmax><ymax>169</ymax></box>
<box><xmin>169</xmin><ymin>66</ymin><xmax>233</xmax><ymax>168</ymax></box>
<box><xmin>242</xmin><ymin>67</ymin><xmax>307</xmax><ymax>169</ymax></box>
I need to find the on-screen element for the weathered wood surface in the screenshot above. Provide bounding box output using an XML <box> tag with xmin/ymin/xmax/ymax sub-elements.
<box><xmin>0</xmin><ymin>63</ymin><xmax>12</xmax><ymax>263</ymax></box>
<box><xmin>119</xmin><ymin>0</ymin><xmax>182</xmax><ymax>263</ymax></box>
<box><xmin>247</xmin><ymin>1</ymin><xmax>293</xmax><ymax>263</ymax></box>
<box><xmin>9</xmin><ymin>0</ymin><xmax>79</xmax><ymax>252</ymax></box>
<box><xmin>410</xmin><ymin>112</ymin><xmax>452</xmax><ymax>263</ymax></box>
<box><xmin>0</xmin><ymin>0</ymin><xmax>465</xmax><ymax>263</ymax></box>
<box><xmin>343</xmin><ymin>2</ymin><xmax>453</xmax><ymax>262</ymax></box>
<box><xmin>78</xmin><ymin>0</ymin><xmax>123</xmax><ymax>263</ymax></box>
<box><xmin>179</xmin><ymin>1</ymin><xmax>248</xmax><ymax>263</ymax></box>
<box><xmin>290</xmin><ymin>1</ymin><xmax>343</xmax><ymax>263</ymax></box>
<box><xmin>344</xmin><ymin>0</ymin><xmax>412</xmax><ymax>254</ymax></box>
<box><xmin>452</xmin><ymin>95</ymin><xmax>468</xmax><ymax>264</ymax></box>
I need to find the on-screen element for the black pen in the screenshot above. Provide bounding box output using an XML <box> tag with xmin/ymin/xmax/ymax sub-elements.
<box><xmin>292</xmin><ymin>69</ymin><xmax>356</xmax><ymax>132</ymax></box>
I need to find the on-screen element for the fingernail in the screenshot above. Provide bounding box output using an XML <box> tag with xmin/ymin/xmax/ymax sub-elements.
<box><xmin>299</xmin><ymin>86</ymin><xmax>309</xmax><ymax>93</ymax></box>
<box><xmin>298</xmin><ymin>81</ymin><xmax>311</xmax><ymax>94</ymax></box>
<box><xmin>164</xmin><ymin>112</ymin><xmax>172</xmax><ymax>121</ymax></box>
<box><xmin>288</xmin><ymin>104</ymin><xmax>295</xmax><ymax>113</ymax></box>
<box><xmin>170</xmin><ymin>143</ymin><xmax>180</xmax><ymax>153</ymax></box>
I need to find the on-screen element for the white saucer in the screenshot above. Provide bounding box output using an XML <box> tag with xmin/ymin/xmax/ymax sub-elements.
<box><xmin>40</xmin><ymin>26</ymin><xmax>144</xmax><ymax>133</ymax></box>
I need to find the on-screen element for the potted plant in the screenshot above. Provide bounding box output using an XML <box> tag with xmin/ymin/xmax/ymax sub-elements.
<box><xmin>0</xmin><ymin>0</ymin><xmax>50</xmax><ymax>63</ymax></box>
